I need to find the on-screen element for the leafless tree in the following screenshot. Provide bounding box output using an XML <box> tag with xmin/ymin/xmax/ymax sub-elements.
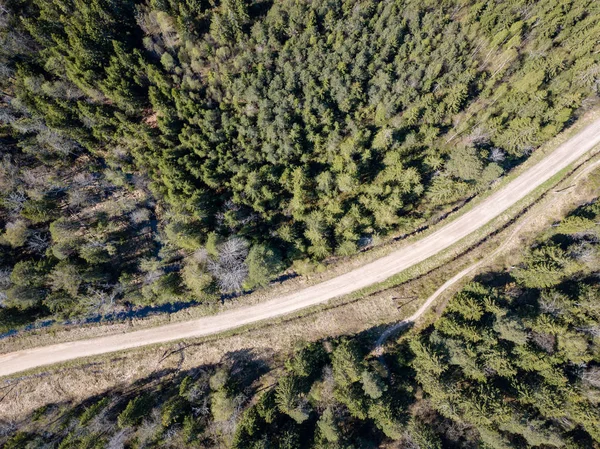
<box><xmin>538</xmin><ymin>290</ymin><xmax>566</xmax><ymax>316</ymax></box>
<box><xmin>208</xmin><ymin>392</ymin><xmax>246</xmax><ymax>441</ymax></box>
<box><xmin>490</xmin><ymin>147</ymin><xmax>506</xmax><ymax>162</ymax></box>
<box><xmin>577</xmin><ymin>64</ymin><xmax>600</xmax><ymax>90</ymax></box>
<box><xmin>0</xmin><ymin>267</ymin><xmax>10</xmax><ymax>306</ymax></box>
<box><xmin>106</xmin><ymin>428</ymin><xmax>133</xmax><ymax>449</ymax></box>
<box><xmin>529</xmin><ymin>331</ymin><xmax>555</xmax><ymax>353</ymax></box>
<box><xmin>192</xmin><ymin>248</ymin><xmax>209</xmax><ymax>264</ymax></box>
<box><xmin>467</xmin><ymin>126</ymin><xmax>490</xmax><ymax>146</ymax></box>
<box><xmin>0</xmin><ymin>420</ymin><xmax>17</xmax><ymax>437</ymax></box>
<box><xmin>10</xmin><ymin>116</ymin><xmax>45</xmax><ymax>134</ymax></box>
<box><xmin>27</xmin><ymin>231</ymin><xmax>49</xmax><ymax>253</ymax></box>
<box><xmin>0</xmin><ymin>268</ymin><xmax>11</xmax><ymax>288</ymax></box>
<box><xmin>4</xmin><ymin>190</ymin><xmax>26</xmax><ymax>214</ymax></box>
<box><xmin>582</xmin><ymin>366</ymin><xmax>600</xmax><ymax>388</ymax></box>
<box><xmin>219</xmin><ymin>237</ymin><xmax>248</xmax><ymax>263</ymax></box>
<box><xmin>207</xmin><ymin>237</ymin><xmax>249</xmax><ymax>293</ymax></box>
<box><xmin>21</xmin><ymin>166</ymin><xmax>56</xmax><ymax>192</ymax></box>
<box><xmin>41</xmin><ymin>80</ymin><xmax>84</xmax><ymax>101</ymax></box>
<box><xmin>0</xmin><ymin>62</ymin><xmax>12</xmax><ymax>80</ymax></box>
<box><xmin>0</xmin><ymin>107</ymin><xmax>15</xmax><ymax>125</ymax></box>
<box><xmin>358</xmin><ymin>235</ymin><xmax>374</xmax><ymax>249</ymax></box>
<box><xmin>192</xmin><ymin>397</ymin><xmax>210</xmax><ymax>417</ymax></box>
<box><xmin>569</xmin><ymin>242</ymin><xmax>597</xmax><ymax>264</ymax></box>
<box><xmin>144</xmin><ymin>269</ymin><xmax>163</xmax><ymax>286</ymax></box>
<box><xmin>0</xmin><ymin>154</ymin><xmax>19</xmax><ymax>191</ymax></box>
<box><xmin>37</xmin><ymin>128</ymin><xmax>80</xmax><ymax>156</ymax></box>
<box><xmin>73</xmin><ymin>172</ymin><xmax>97</xmax><ymax>187</ymax></box>
<box><xmin>210</xmin><ymin>262</ymin><xmax>248</xmax><ymax>293</ymax></box>
<box><xmin>130</xmin><ymin>208</ymin><xmax>151</xmax><ymax>225</ymax></box>
<box><xmin>136</xmin><ymin>410</ymin><xmax>162</xmax><ymax>449</ymax></box>
<box><xmin>68</xmin><ymin>188</ymin><xmax>92</xmax><ymax>209</ymax></box>
<box><xmin>84</xmin><ymin>284</ymin><xmax>122</xmax><ymax>316</ymax></box>
<box><xmin>576</xmin><ymin>326</ymin><xmax>600</xmax><ymax>338</ymax></box>
<box><xmin>395</xmin><ymin>434</ymin><xmax>419</xmax><ymax>449</ymax></box>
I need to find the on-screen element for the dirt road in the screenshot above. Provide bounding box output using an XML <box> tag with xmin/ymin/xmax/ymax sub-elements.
<box><xmin>2</xmin><ymin>119</ymin><xmax>600</xmax><ymax>377</ymax></box>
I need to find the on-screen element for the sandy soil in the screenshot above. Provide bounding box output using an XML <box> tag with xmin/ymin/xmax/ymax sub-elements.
<box><xmin>2</xmin><ymin>118</ymin><xmax>600</xmax><ymax>378</ymax></box>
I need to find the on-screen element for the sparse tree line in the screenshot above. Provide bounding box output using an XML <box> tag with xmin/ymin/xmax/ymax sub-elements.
<box><xmin>1</xmin><ymin>0</ymin><xmax>600</xmax><ymax>326</ymax></box>
<box><xmin>3</xmin><ymin>196</ymin><xmax>600</xmax><ymax>448</ymax></box>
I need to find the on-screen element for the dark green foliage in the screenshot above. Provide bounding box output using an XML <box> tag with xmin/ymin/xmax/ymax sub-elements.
<box><xmin>79</xmin><ymin>397</ymin><xmax>110</xmax><ymax>426</ymax></box>
<box><xmin>1</xmin><ymin>1</ymin><xmax>600</xmax><ymax>447</ymax></box>
<box><xmin>275</xmin><ymin>375</ymin><xmax>310</xmax><ymax>423</ymax></box>
<box><xmin>117</xmin><ymin>395</ymin><xmax>153</xmax><ymax>428</ymax></box>
<box><xmin>3</xmin><ymin>432</ymin><xmax>30</xmax><ymax>449</ymax></box>
<box><xmin>413</xmin><ymin>199</ymin><xmax>600</xmax><ymax>447</ymax></box>
<box><xmin>244</xmin><ymin>244</ymin><xmax>284</xmax><ymax>289</ymax></box>
<box><xmin>57</xmin><ymin>433</ymin><xmax>106</xmax><ymax>449</ymax></box>
<box><xmin>2</xmin><ymin>0</ymin><xmax>600</xmax><ymax>326</ymax></box>
<box><xmin>161</xmin><ymin>395</ymin><xmax>191</xmax><ymax>426</ymax></box>
<box><xmin>332</xmin><ymin>339</ymin><xmax>365</xmax><ymax>385</ymax></box>
<box><xmin>284</xmin><ymin>341</ymin><xmax>327</xmax><ymax>378</ymax></box>
<box><xmin>5</xmin><ymin>194</ymin><xmax>600</xmax><ymax>449</ymax></box>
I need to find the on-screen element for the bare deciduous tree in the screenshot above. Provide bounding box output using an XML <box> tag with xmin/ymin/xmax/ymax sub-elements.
<box><xmin>10</xmin><ymin>117</ymin><xmax>45</xmax><ymax>134</ymax></box>
<box><xmin>529</xmin><ymin>331</ymin><xmax>555</xmax><ymax>353</ymax></box>
<box><xmin>569</xmin><ymin>242</ymin><xmax>597</xmax><ymax>264</ymax></box>
<box><xmin>490</xmin><ymin>147</ymin><xmax>506</xmax><ymax>162</ymax></box>
<box><xmin>576</xmin><ymin>326</ymin><xmax>600</xmax><ymax>338</ymax></box>
<box><xmin>0</xmin><ymin>107</ymin><xmax>16</xmax><ymax>125</ymax></box>
<box><xmin>192</xmin><ymin>248</ymin><xmax>209</xmax><ymax>264</ymax></box>
<box><xmin>130</xmin><ymin>207</ymin><xmax>150</xmax><ymax>225</ymax></box>
<box><xmin>0</xmin><ymin>268</ymin><xmax>11</xmax><ymax>288</ymax></box>
<box><xmin>538</xmin><ymin>290</ymin><xmax>567</xmax><ymax>316</ymax></box>
<box><xmin>0</xmin><ymin>154</ymin><xmax>19</xmax><ymax>191</ymax></box>
<box><xmin>144</xmin><ymin>269</ymin><xmax>163</xmax><ymax>286</ymax></box>
<box><xmin>582</xmin><ymin>366</ymin><xmax>600</xmax><ymax>388</ymax></box>
<box><xmin>0</xmin><ymin>267</ymin><xmax>11</xmax><ymax>306</ymax></box>
<box><xmin>37</xmin><ymin>128</ymin><xmax>81</xmax><ymax>156</ymax></box>
<box><xmin>21</xmin><ymin>166</ymin><xmax>55</xmax><ymax>192</ymax></box>
<box><xmin>207</xmin><ymin>237</ymin><xmax>249</xmax><ymax>293</ymax></box>
<box><xmin>467</xmin><ymin>126</ymin><xmax>490</xmax><ymax>146</ymax></box>
<box><xmin>5</xmin><ymin>191</ymin><xmax>26</xmax><ymax>214</ymax></box>
<box><xmin>73</xmin><ymin>172</ymin><xmax>97</xmax><ymax>187</ymax></box>
<box><xmin>358</xmin><ymin>235</ymin><xmax>374</xmax><ymax>249</ymax></box>
<box><xmin>135</xmin><ymin>410</ymin><xmax>162</xmax><ymax>449</ymax></box>
<box><xmin>84</xmin><ymin>284</ymin><xmax>123</xmax><ymax>316</ymax></box>
<box><xmin>0</xmin><ymin>420</ymin><xmax>17</xmax><ymax>437</ymax></box>
<box><xmin>68</xmin><ymin>188</ymin><xmax>92</xmax><ymax>209</ymax></box>
<box><xmin>192</xmin><ymin>397</ymin><xmax>210</xmax><ymax>417</ymax></box>
<box><xmin>27</xmin><ymin>231</ymin><xmax>49</xmax><ymax>253</ymax></box>
<box><xmin>106</xmin><ymin>428</ymin><xmax>132</xmax><ymax>449</ymax></box>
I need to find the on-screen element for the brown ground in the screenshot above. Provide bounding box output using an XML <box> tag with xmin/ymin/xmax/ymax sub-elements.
<box><xmin>1</xmin><ymin>117</ymin><xmax>600</xmax><ymax>379</ymax></box>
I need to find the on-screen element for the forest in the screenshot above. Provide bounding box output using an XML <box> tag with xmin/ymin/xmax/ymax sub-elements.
<box><xmin>3</xmin><ymin>191</ymin><xmax>599</xmax><ymax>448</ymax></box>
<box><xmin>1</xmin><ymin>0</ymin><xmax>600</xmax><ymax>332</ymax></box>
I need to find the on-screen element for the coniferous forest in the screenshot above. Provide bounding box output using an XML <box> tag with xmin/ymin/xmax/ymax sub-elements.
<box><xmin>1</xmin><ymin>0</ymin><xmax>599</xmax><ymax>328</ymax></box>
<box><xmin>1</xmin><ymin>0</ymin><xmax>600</xmax><ymax>448</ymax></box>
<box><xmin>3</xmin><ymin>194</ymin><xmax>600</xmax><ymax>448</ymax></box>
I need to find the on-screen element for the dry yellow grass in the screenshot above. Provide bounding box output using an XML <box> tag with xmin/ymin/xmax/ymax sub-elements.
<box><xmin>2</xmin><ymin>108</ymin><xmax>600</xmax><ymax>422</ymax></box>
<box><xmin>3</xmin><ymin>107</ymin><xmax>600</xmax><ymax>356</ymax></box>
<box><xmin>0</xmin><ymin>293</ymin><xmax>399</xmax><ymax>421</ymax></box>
<box><xmin>2</xmin><ymin>150</ymin><xmax>600</xmax><ymax>422</ymax></box>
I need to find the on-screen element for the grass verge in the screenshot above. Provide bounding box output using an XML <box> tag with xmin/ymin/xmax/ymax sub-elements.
<box><xmin>3</xmin><ymin>107</ymin><xmax>600</xmax><ymax>354</ymax></box>
<box><xmin>2</xmin><ymin>124</ymin><xmax>600</xmax><ymax>422</ymax></box>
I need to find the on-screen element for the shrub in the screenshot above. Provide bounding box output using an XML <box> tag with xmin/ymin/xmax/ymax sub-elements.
<box><xmin>80</xmin><ymin>397</ymin><xmax>110</xmax><ymax>425</ymax></box>
<box><xmin>118</xmin><ymin>395</ymin><xmax>152</xmax><ymax>428</ymax></box>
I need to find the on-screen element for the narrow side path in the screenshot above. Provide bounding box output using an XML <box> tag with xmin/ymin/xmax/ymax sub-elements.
<box><xmin>2</xmin><ymin>119</ymin><xmax>600</xmax><ymax>378</ymax></box>
<box><xmin>373</xmin><ymin>157</ymin><xmax>600</xmax><ymax>361</ymax></box>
